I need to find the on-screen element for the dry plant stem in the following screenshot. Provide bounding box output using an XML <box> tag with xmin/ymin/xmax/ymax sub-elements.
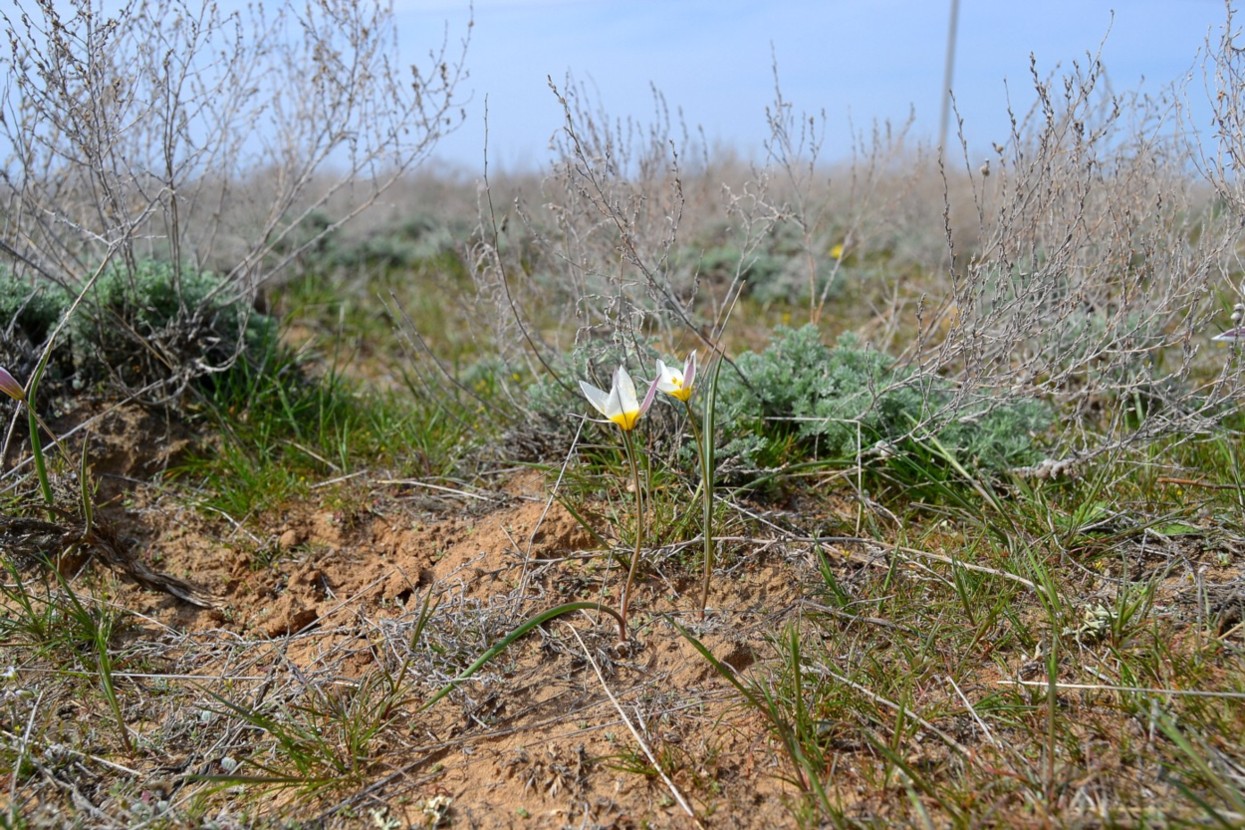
<box><xmin>478</xmin><ymin>134</ymin><xmax>569</xmax><ymax>394</ymax></box>
<box><xmin>517</xmin><ymin>418</ymin><xmax>586</xmax><ymax>599</ymax></box>
<box><xmin>566</xmin><ymin>623</ymin><xmax>704</xmax><ymax>828</ymax></box>
<box><xmin>806</xmin><ymin>663</ymin><xmax>971</xmax><ymax>758</ymax></box>
<box><xmin>947</xmin><ymin>676</ymin><xmax>1001</xmax><ymax>751</ymax></box>
<box><xmin>1045</xmin><ymin>632</ymin><xmax>1058</xmax><ymax>808</ymax></box>
<box><xmin>1155</xmin><ymin>476</ymin><xmax>1241</xmax><ymax>491</ymax></box>
<box><xmin>619</xmin><ymin>429</ymin><xmax>645</xmax><ymax>640</ymax></box>
<box><xmin>1000</xmin><ymin>679</ymin><xmax>1245</xmax><ymax>699</ymax></box>
<box><xmin>9</xmin><ymin>689</ymin><xmax>43</xmax><ymax>814</ymax></box>
<box><xmin>887</xmin><ymin>542</ymin><xmax>1045</xmax><ymax>599</ymax></box>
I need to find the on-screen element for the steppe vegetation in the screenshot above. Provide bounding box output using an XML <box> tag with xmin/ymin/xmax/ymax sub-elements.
<box><xmin>1</xmin><ymin>0</ymin><xmax>1244</xmax><ymax>827</ymax></box>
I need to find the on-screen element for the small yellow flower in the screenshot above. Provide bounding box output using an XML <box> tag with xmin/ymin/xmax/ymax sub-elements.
<box><xmin>829</xmin><ymin>242</ymin><xmax>845</xmax><ymax>261</ymax></box>
<box><xmin>655</xmin><ymin>352</ymin><xmax>697</xmax><ymax>402</ymax></box>
<box><xmin>580</xmin><ymin>366</ymin><xmax>657</xmax><ymax>431</ymax></box>
<box><xmin>0</xmin><ymin>367</ymin><xmax>25</xmax><ymax>402</ymax></box>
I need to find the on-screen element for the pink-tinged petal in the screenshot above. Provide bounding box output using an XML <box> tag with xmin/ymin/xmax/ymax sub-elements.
<box><xmin>639</xmin><ymin>374</ymin><xmax>660</xmax><ymax>415</ymax></box>
<box><xmin>683</xmin><ymin>351</ymin><xmax>697</xmax><ymax>390</ymax></box>
<box><xmin>1214</xmin><ymin>328</ymin><xmax>1245</xmax><ymax>342</ymax></box>
<box><xmin>0</xmin><ymin>367</ymin><xmax>25</xmax><ymax>402</ymax></box>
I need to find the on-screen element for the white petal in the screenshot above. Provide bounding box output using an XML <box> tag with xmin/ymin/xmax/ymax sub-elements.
<box><xmin>579</xmin><ymin>380</ymin><xmax>612</xmax><ymax>416</ymax></box>
<box><xmin>613</xmin><ymin>366</ymin><xmax>639</xmax><ymax>412</ymax></box>
<box><xmin>654</xmin><ymin>359</ymin><xmax>677</xmax><ymax>393</ymax></box>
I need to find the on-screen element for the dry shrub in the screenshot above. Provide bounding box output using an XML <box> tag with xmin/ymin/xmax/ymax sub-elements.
<box><xmin>930</xmin><ymin>42</ymin><xmax>1242</xmax><ymax>464</ymax></box>
<box><xmin>466</xmin><ymin>64</ymin><xmax>950</xmax><ymax>428</ymax></box>
<box><xmin>0</xmin><ymin>0</ymin><xmax>469</xmax><ymax>398</ymax></box>
<box><xmin>463</xmin><ymin>15</ymin><xmax>1245</xmax><ymax>472</ymax></box>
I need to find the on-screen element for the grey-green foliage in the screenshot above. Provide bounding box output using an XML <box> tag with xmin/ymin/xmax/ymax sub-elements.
<box><xmin>748</xmin><ymin>220</ymin><xmax>846</xmax><ymax>306</ymax></box>
<box><xmin>283</xmin><ymin>211</ymin><xmax>461</xmax><ymax>273</ymax></box>
<box><xmin>713</xmin><ymin>325</ymin><xmax>1050</xmax><ymax>479</ymax></box>
<box><xmin>0</xmin><ymin>278</ymin><xmax>71</xmax><ymax>344</ymax></box>
<box><xmin>0</xmin><ymin>277</ymin><xmax>72</xmax><ymax>376</ymax></box>
<box><xmin>680</xmin><ymin>244</ymin><xmax>785</xmax><ymax>291</ymax></box>
<box><xmin>749</xmin><ymin>254</ymin><xmax>842</xmax><ymax>306</ymax></box>
<box><xmin>675</xmin><ymin>219</ymin><xmax>846</xmax><ymax>306</ymax></box>
<box><xmin>71</xmin><ymin>260</ymin><xmax>276</xmax><ymax>390</ymax></box>
<box><xmin>331</xmin><ymin>215</ymin><xmax>459</xmax><ymax>271</ymax></box>
<box><xmin>1038</xmin><ymin>307</ymin><xmax>1167</xmax><ymax>385</ymax></box>
<box><xmin>0</xmin><ymin>261</ymin><xmax>275</xmax><ymax>394</ymax></box>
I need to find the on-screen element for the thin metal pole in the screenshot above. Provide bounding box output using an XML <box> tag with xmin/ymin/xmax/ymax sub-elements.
<box><xmin>939</xmin><ymin>0</ymin><xmax>961</xmax><ymax>164</ymax></box>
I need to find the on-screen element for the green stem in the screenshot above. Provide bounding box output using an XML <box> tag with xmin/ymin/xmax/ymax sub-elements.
<box><xmin>26</xmin><ymin>403</ymin><xmax>53</xmax><ymax>509</ymax></box>
<box><xmin>59</xmin><ymin>575</ymin><xmax>133</xmax><ymax>754</ymax></box>
<box><xmin>684</xmin><ymin>400</ymin><xmax>713</xmax><ymax>619</ymax></box>
<box><xmin>697</xmin><ymin>353</ymin><xmax>723</xmax><ymax>619</ymax></box>
<box><xmin>619</xmin><ymin>428</ymin><xmax>645</xmax><ymax>640</ymax></box>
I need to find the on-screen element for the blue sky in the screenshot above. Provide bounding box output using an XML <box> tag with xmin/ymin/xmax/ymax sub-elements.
<box><xmin>393</xmin><ymin>0</ymin><xmax>1228</xmax><ymax>171</ymax></box>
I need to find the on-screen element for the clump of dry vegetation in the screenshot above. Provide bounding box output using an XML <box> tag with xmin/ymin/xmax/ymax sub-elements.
<box><xmin>1</xmin><ymin>0</ymin><xmax>1244</xmax><ymax>827</ymax></box>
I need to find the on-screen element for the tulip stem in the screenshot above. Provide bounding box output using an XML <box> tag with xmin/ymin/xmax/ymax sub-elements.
<box><xmin>618</xmin><ymin>428</ymin><xmax>645</xmax><ymax>640</ymax></box>
<box><xmin>26</xmin><ymin>402</ymin><xmax>54</xmax><ymax>509</ymax></box>
<box><xmin>21</xmin><ymin>364</ymin><xmax>68</xmax><ymax>513</ymax></box>
<box><xmin>683</xmin><ymin>400</ymin><xmax>714</xmax><ymax>619</ymax></box>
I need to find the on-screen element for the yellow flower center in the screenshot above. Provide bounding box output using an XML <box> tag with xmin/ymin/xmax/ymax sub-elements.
<box><xmin>669</xmin><ymin>378</ymin><xmax>693</xmax><ymax>402</ymax></box>
<box><xmin>611</xmin><ymin>409</ymin><xmax>641</xmax><ymax>430</ymax></box>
